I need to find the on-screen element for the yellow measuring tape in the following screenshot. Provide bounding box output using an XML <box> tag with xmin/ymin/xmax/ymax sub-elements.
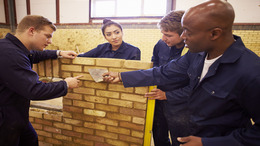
<box><xmin>143</xmin><ymin>86</ymin><xmax>156</xmax><ymax>146</ymax></box>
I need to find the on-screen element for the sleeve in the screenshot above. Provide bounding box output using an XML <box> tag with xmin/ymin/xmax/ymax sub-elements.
<box><xmin>77</xmin><ymin>46</ymin><xmax>101</xmax><ymax>57</ymax></box>
<box><xmin>202</xmin><ymin>75</ymin><xmax>260</xmax><ymax>146</ymax></box>
<box><xmin>121</xmin><ymin>53</ymin><xmax>190</xmax><ymax>88</ymax></box>
<box><xmin>151</xmin><ymin>41</ymin><xmax>160</xmax><ymax>67</ymax></box>
<box><xmin>0</xmin><ymin>50</ymin><xmax>67</xmax><ymax>100</ymax></box>
<box><xmin>31</xmin><ymin>50</ymin><xmax>58</xmax><ymax>63</ymax></box>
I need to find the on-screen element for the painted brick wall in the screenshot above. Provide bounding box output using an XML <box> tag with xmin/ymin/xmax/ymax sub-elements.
<box><xmin>0</xmin><ymin>28</ymin><xmax>11</xmax><ymax>39</ymax></box>
<box><xmin>0</xmin><ymin>27</ymin><xmax>259</xmax><ymax>60</ymax></box>
<box><xmin>233</xmin><ymin>30</ymin><xmax>260</xmax><ymax>56</ymax></box>
<box><xmin>30</xmin><ymin>57</ymin><xmax>153</xmax><ymax>146</ymax></box>
<box><xmin>49</xmin><ymin>27</ymin><xmax>260</xmax><ymax>62</ymax></box>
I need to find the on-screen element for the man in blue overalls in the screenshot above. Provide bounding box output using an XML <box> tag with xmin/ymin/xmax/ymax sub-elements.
<box><xmin>0</xmin><ymin>15</ymin><xmax>82</xmax><ymax>145</ymax></box>
<box><xmin>149</xmin><ymin>10</ymin><xmax>189</xmax><ymax>146</ymax></box>
<box><xmin>103</xmin><ymin>1</ymin><xmax>260</xmax><ymax>145</ymax></box>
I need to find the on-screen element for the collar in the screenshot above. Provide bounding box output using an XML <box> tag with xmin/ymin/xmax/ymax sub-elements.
<box><xmin>5</xmin><ymin>33</ymin><xmax>31</xmax><ymax>56</ymax></box>
<box><xmin>197</xmin><ymin>35</ymin><xmax>245</xmax><ymax>64</ymax></box>
<box><xmin>218</xmin><ymin>35</ymin><xmax>246</xmax><ymax>64</ymax></box>
<box><xmin>106</xmin><ymin>41</ymin><xmax>126</xmax><ymax>53</ymax></box>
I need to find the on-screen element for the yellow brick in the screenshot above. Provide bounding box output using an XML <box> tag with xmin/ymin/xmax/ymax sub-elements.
<box><xmin>96</xmin><ymin>118</ymin><xmax>118</xmax><ymax>126</ymax></box>
<box><xmin>134</xmin><ymin>102</ymin><xmax>147</xmax><ymax>110</ymax></box>
<box><xmin>63</xmin><ymin>118</ymin><xmax>83</xmax><ymax>126</ymax></box>
<box><xmin>109</xmin><ymin>99</ymin><xmax>133</xmax><ymax>108</ymax></box>
<box><xmin>60</xmin><ymin>58</ymin><xmax>71</xmax><ymax>64</ymax></box>
<box><xmin>84</xmin><ymin>122</ymin><xmax>106</xmax><ymax>130</ymax></box>
<box><xmin>29</xmin><ymin>110</ymin><xmax>43</xmax><ymax>118</ymax></box>
<box><xmin>61</xmin><ymin>65</ymin><xmax>82</xmax><ymax>72</ymax></box>
<box><xmin>53</xmin><ymin>122</ymin><xmax>72</xmax><ymax>130</ymax></box>
<box><xmin>121</xmin><ymin>93</ymin><xmax>147</xmax><ymax>103</ymax></box>
<box><xmin>83</xmin><ymin>109</ymin><xmax>106</xmax><ymax>117</ymax></box>
<box><xmin>61</xmin><ymin>72</ymin><xmax>72</xmax><ymax>78</ymax></box>
<box><xmin>63</xmin><ymin>98</ymin><xmax>72</xmax><ymax>105</ymax></box>
<box><xmin>63</xmin><ymin>111</ymin><xmax>72</xmax><ymax>118</ymax></box>
<box><xmin>96</xmin><ymin>90</ymin><xmax>119</xmax><ymax>99</ymax></box>
<box><xmin>73</xmin><ymin>126</ymin><xmax>94</xmax><ymax>134</ymax></box>
<box><xmin>73</xmin><ymin>87</ymin><xmax>95</xmax><ymax>95</ymax></box>
<box><xmin>73</xmin><ymin>100</ymin><xmax>95</xmax><ymax>109</ymax></box>
<box><xmin>73</xmin><ymin>113</ymin><xmax>94</xmax><ymax>122</ymax></box>
<box><xmin>36</xmin><ymin>130</ymin><xmax>52</xmax><ymax>137</ymax></box>
<box><xmin>132</xmin><ymin>117</ymin><xmax>145</xmax><ymax>125</ymax></box>
<box><xmin>52</xmin><ymin>59</ymin><xmax>60</xmax><ymax>77</ymax></box>
<box><xmin>119</xmin><ymin>107</ymin><xmax>146</xmax><ymax>118</ymax></box>
<box><xmin>53</xmin><ymin>134</ymin><xmax>72</xmax><ymax>141</ymax></box>
<box><xmin>135</xmin><ymin>87</ymin><xmax>149</xmax><ymax>94</ymax></box>
<box><xmin>45</xmin><ymin>138</ymin><xmax>62</xmax><ymax>145</ymax></box>
<box><xmin>45</xmin><ymin>59</ymin><xmax>52</xmax><ymax>77</ymax></box>
<box><xmin>119</xmin><ymin>135</ymin><xmax>143</xmax><ymax>144</ymax></box>
<box><xmin>107</xmin><ymin>113</ymin><xmax>131</xmax><ymax>122</ymax></box>
<box><xmin>106</xmin><ymin>139</ymin><xmax>129</xmax><ymax>146</ymax></box>
<box><xmin>108</xmin><ymin>68</ymin><xmax>133</xmax><ymax>73</ymax></box>
<box><xmin>74</xmin><ymin>138</ymin><xmax>94</xmax><ymax>145</ymax></box>
<box><xmin>96</xmin><ymin>58</ymin><xmax>124</xmax><ymax>67</ymax></box>
<box><xmin>73</xmin><ymin>73</ymin><xmax>93</xmax><ymax>81</ymax></box>
<box><xmin>72</xmin><ymin>57</ymin><xmax>95</xmax><ymax>65</ymax></box>
<box><xmin>107</xmin><ymin>126</ymin><xmax>130</xmax><ymax>135</ymax></box>
<box><xmin>108</xmin><ymin>84</ymin><xmax>134</xmax><ymax>93</ymax></box>
<box><xmin>44</xmin><ymin>113</ymin><xmax>62</xmax><ymax>122</ymax></box>
<box><xmin>96</xmin><ymin>104</ymin><xmax>119</xmax><ymax>112</ymax></box>
<box><xmin>123</xmin><ymin>60</ymin><xmax>152</xmax><ymax>70</ymax></box>
<box><xmin>44</xmin><ymin>126</ymin><xmax>61</xmax><ymax>134</ymax></box>
<box><xmin>96</xmin><ymin>130</ymin><xmax>118</xmax><ymax>139</ymax></box>
<box><xmin>38</xmin><ymin>61</ymin><xmax>45</xmax><ymax>76</ymax></box>
<box><xmin>32</xmin><ymin>64</ymin><xmax>38</xmax><ymax>73</ymax></box>
<box><xmin>31</xmin><ymin>123</ymin><xmax>42</xmax><ymax>130</ymax></box>
<box><xmin>83</xmin><ymin>81</ymin><xmax>107</xmax><ymax>89</ymax></box>
<box><xmin>84</xmin><ymin>95</ymin><xmax>107</xmax><ymax>104</ymax></box>
<box><xmin>131</xmin><ymin>130</ymin><xmax>144</xmax><ymax>138</ymax></box>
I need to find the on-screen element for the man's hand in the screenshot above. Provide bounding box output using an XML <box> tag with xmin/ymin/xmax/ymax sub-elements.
<box><xmin>177</xmin><ymin>136</ymin><xmax>202</xmax><ymax>146</ymax></box>
<box><xmin>144</xmin><ymin>88</ymin><xmax>167</xmax><ymax>100</ymax></box>
<box><xmin>64</xmin><ymin>75</ymin><xmax>83</xmax><ymax>89</ymax></box>
<box><xmin>60</xmin><ymin>51</ymin><xmax>77</xmax><ymax>59</ymax></box>
<box><xmin>102</xmin><ymin>72</ymin><xmax>121</xmax><ymax>83</ymax></box>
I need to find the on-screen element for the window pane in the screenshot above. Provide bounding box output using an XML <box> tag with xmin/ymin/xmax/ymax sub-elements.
<box><xmin>144</xmin><ymin>0</ymin><xmax>167</xmax><ymax>16</ymax></box>
<box><xmin>91</xmin><ymin>0</ymin><xmax>168</xmax><ymax>18</ymax></box>
<box><xmin>92</xmin><ymin>0</ymin><xmax>115</xmax><ymax>17</ymax></box>
<box><xmin>117</xmin><ymin>0</ymin><xmax>141</xmax><ymax>17</ymax></box>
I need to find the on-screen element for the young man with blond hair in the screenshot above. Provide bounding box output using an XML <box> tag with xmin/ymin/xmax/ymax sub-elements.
<box><xmin>150</xmin><ymin>10</ymin><xmax>189</xmax><ymax>146</ymax></box>
<box><xmin>0</xmin><ymin>15</ymin><xmax>82</xmax><ymax>145</ymax></box>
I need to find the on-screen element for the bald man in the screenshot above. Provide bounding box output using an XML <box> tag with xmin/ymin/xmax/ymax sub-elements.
<box><xmin>103</xmin><ymin>0</ymin><xmax>260</xmax><ymax>146</ymax></box>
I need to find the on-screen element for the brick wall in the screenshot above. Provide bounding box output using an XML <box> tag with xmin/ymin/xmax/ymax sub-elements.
<box><xmin>30</xmin><ymin>57</ymin><xmax>153</xmax><ymax>146</ymax></box>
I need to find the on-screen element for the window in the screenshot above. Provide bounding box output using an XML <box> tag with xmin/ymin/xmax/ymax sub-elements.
<box><xmin>91</xmin><ymin>0</ymin><xmax>171</xmax><ymax>18</ymax></box>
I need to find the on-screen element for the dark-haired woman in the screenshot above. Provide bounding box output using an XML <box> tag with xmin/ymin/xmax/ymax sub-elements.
<box><xmin>78</xmin><ymin>19</ymin><xmax>141</xmax><ymax>60</ymax></box>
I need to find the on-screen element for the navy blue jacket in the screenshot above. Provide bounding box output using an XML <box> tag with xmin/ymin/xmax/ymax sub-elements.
<box><xmin>0</xmin><ymin>33</ymin><xmax>67</xmax><ymax>128</ymax></box>
<box><xmin>152</xmin><ymin>39</ymin><xmax>183</xmax><ymax>67</ymax></box>
<box><xmin>152</xmin><ymin>39</ymin><xmax>189</xmax><ymax>104</ymax></box>
<box><xmin>121</xmin><ymin>35</ymin><xmax>260</xmax><ymax>146</ymax></box>
<box><xmin>78</xmin><ymin>41</ymin><xmax>141</xmax><ymax>60</ymax></box>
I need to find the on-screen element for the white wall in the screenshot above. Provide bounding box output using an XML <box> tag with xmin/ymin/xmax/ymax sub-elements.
<box><xmin>229</xmin><ymin>0</ymin><xmax>260</xmax><ymax>23</ymax></box>
<box><xmin>15</xmin><ymin>0</ymin><xmax>27</xmax><ymax>24</ymax></box>
<box><xmin>175</xmin><ymin>0</ymin><xmax>260</xmax><ymax>23</ymax></box>
<box><xmin>60</xmin><ymin>0</ymin><xmax>89</xmax><ymax>23</ymax></box>
<box><xmin>30</xmin><ymin>0</ymin><xmax>56</xmax><ymax>23</ymax></box>
<box><xmin>6</xmin><ymin>0</ymin><xmax>260</xmax><ymax>24</ymax></box>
